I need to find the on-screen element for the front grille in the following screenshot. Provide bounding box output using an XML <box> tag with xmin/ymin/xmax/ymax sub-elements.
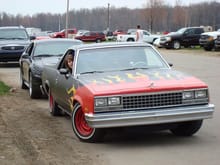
<box><xmin>200</xmin><ymin>35</ymin><xmax>209</xmax><ymax>39</ymax></box>
<box><xmin>160</xmin><ymin>37</ymin><xmax>166</xmax><ymax>41</ymax></box>
<box><xmin>122</xmin><ymin>92</ymin><xmax>182</xmax><ymax>110</ymax></box>
<box><xmin>2</xmin><ymin>46</ymin><xmax>24</xmax><ymax>51</ymax></box>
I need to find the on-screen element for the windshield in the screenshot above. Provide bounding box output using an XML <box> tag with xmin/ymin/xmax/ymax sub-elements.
<box><xmin>176</xmin><ymin>28</ymin><xmax>187</xmax><ymax>34</ymax></box>
<box><xmin>34</xmin><ymin>41</ymin><xmax>80</xmax><ymax>57</ymax></box>
<box><xmin>0</xmin><ymin>29</ymin><xmax>29</xmax><ymax>40</ymax></box>
<box><xmin>76</xmin><ymin>46</ymin><xmax>169</xmax><ymax>75</ymax></box>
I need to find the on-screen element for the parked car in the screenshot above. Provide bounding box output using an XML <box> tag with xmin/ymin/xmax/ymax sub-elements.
<box><xmin>19</xmin><ymin>38</ymin><xmax>82</xmax><ymax>98</ymax></box>
<box><xmin>160</xmin><ymin>27</ymin><xmax>204</xmax><ymax>49</ymax></box>
<box><xmin>41</xmin><ymin>42</ymin><xmax>214</xmax><ymax>142</ymax></box>
<box><xmin>74</xmin><ymin>31</ymin><xmax>106</xmax><ymax>42</ymax></box>
<box><xmin>34</xmin><ymin>31</ymin><xmax>51</xmax><ymax>40</ymax></box>
<box><xmin>117</xmin><ymin>29</ymin><xmax>160</xmax><ymax>44</ymax></box>
<box><xmin>113</xmin><ymin>29</ymin><xmax>126</xmax><ymax>36</ymax></box>
<box><xmin>215</xmin><ymin>34</ymin><xmax>220</xmax><ymax>49</ymax></box>
<box><xmin>105</xmin><ymin>31</ymin><xmax>115</xmax><ymax>41</ymax></box>
<box><xmin>199</xmin><ymin>31</ymin><xmax>220</xmax><ymax>51</ymax></box>
<box><xmin>0</xmin><ymin>26</ymin><xmax>34</xmax><ymax>62</ymax></box>
<box><xmin>51</xmin><ymin>28</ymin><xmax>77</xmax><ymax>38</ymax></box>
<box><xmin>75</xmin><ymin>30</ymin><xmax>90</xmax><ymax>37</ymax></box>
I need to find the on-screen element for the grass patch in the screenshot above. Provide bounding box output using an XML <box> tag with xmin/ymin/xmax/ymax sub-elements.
<box><xmin>185</xmin><ymin>46</ymin><xmax>203</xmax><ymax>50</ymax></box>
<box><xmin>0</xmin><ymin>81</ymin><xmax>10</xmax><ymax>95</ymax></box>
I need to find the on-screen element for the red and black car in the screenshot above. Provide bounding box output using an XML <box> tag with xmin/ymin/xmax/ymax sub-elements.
<box><xmin>74</xmin><ymin>31</ymin><xmax>106</xmax><ymax>43</ymax></box>
<box><xmin>41</xmin><ymin>42</ymin><xmax>214</xmax><ymax>142</ymax></box>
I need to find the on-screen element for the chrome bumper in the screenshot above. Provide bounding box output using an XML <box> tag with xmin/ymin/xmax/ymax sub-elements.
<box><xmin>85</xmin><ymin>104</ymin><xmax>214</xmax><ymax>128</ymax></box>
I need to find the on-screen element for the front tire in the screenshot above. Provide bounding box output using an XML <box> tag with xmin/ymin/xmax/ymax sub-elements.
<box><xmin>127</xmin><ymin>38</ymin><xmax>135</xmax><ymax>42</ymax></box>
<box><xmin>72</xmin><ymin>103</ymin><xmax>104</xmax><ymax>142</ymax></box>
<box><xmin>204</xmin><ymin>46</ymin><xmax>213</xmax><ymax>51</ymax></box>
<box><xmin>170</xmin><ymin>120</ymin><xmax>203</xmax><ymax>136</ymax></box>
<box><xmin>20</xmin><ymin>70</ymin><xmax>28</xmax><ymax>89</ymax></box>
<box><xmin>173</xmin><ymin>40</ymin><xmax>181</xmax><ymax>49</ymax></box>
<box><xmin>29</xmin><ymin>72</ymin><xmax>42</xmax><ymax>99</ymax></box>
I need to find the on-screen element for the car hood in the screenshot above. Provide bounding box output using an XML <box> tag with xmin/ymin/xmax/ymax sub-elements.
<box><xmin>34</xmin><ymin>56</ymin><xmax>61</xmax><ymax>68</ymax></box>
<box><xmin>165</xmin><ymin>32</ymin><xmax>182</xmax><ymax>38</ymax></box>
<box><xmin>77</xmin><ymin>69</ymin><xmax>207</xmax><ymax>96</ymax></box>
<box><xmin>0</xmin><ymin>39</ymin><xmax>30</xmax><ymax>46</ymax></box>
<box><xmin>201</xmin><ymin>31</ymin><xmax>220</xmax><ymax>37</ymax></box>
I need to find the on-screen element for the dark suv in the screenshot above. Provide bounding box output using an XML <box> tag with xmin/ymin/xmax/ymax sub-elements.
<box><xmin>74</xmin><ymin>31</ymin><xmax>106</xmax><ymax>42</ymax></box>
<box><xmin>160</xmin><ymin>27</ymin><xmax>204</xmax><ymax>49</ymax></box>
<box><xmin>0</xmin><ymin>26</ymin><xmax>32</xmax><ymax>62</ymax></box>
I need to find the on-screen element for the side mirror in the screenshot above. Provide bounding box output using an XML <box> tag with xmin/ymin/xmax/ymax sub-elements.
<box><xmin>59</xmin><ymin>68</ymin><xmax>69</xmax><ymax>75</ymax></box>
<box><xmin>21</xmin><ymin>53</ymin><xmax>30</xmax><ymax>59</ymax></box>
<box><xmin>30</xmin><ymin>36</ymin><xmax>36</xmax><ymax>40</ymax></box>
<box><xmin>169</xmin><ymin>63</ymin><xmax>173</xmax><ymax>67</ymax></box>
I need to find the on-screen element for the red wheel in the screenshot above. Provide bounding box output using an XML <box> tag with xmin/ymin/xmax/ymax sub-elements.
<box><xmin>74</xmin><ymin>106</ymin><xmax>94</xmax><ymax>136</ymax></box>
<box><xmin>49</xmin><ymin>91</ymin><xmax>61</xmax><ymax>116</ymax></box>
<box><xmin>72</xmin><ymin>103</ymin><xmax>104</xmax><ymax>142</ymax></box>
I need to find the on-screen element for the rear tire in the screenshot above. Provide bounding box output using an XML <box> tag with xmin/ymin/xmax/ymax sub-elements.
<box><xmin>170</xmin><ymin>120</ymin><xmax>203</xmax><ymax>136</ymax></box>
<box><xmin>72</xmin><ymin>103</ymin><xmax>104</xmax><ymax>143</ymax></box>
<box><xmin>96</xmin><ymin>39</ymin><xmax>101</xmax><ymax>43</ymax></box>
<box><xmin>49</xmin><ymin>91</ymin><xmax>62</xmax><ymax>116</ymax></box>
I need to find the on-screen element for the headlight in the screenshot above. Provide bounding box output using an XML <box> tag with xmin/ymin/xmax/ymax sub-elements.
<box><xmin>165</xmin><ymin>36</ymin><xmax>172</xmax><ymax>41</ymax></box>
<box><xmin>183</xmin><ymin>91</ymin><xmax>194</xmax><ymax>100</ymax></box>
<box><xmin>95</xmin><ymin>96</ymin><xmax>121</xmax><ymax>107</ymax></box>
<box><xmin>95</xmin><ymin>98</ymin><xmax>107</xmax><ymax>107</ymax></box>
<box><xmin>182</xmin><ymin>89</ymin><xmax>209</xmax><ymax>104</ymax></box>
<box><xmin>195</xmin><ymin>90</ymin><xmax>207</xmax><ymax>99</ymax></box>
<box><xmin>108</xmin><ymin>97</ymin><xmax>121</xmax><ymax>106</ymax></box>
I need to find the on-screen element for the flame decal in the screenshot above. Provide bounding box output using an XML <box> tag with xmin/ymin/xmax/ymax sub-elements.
<box><xmin>67</xmin><ymin>86</ymin><xmax>76</xmax><ymax>111</ymax></box>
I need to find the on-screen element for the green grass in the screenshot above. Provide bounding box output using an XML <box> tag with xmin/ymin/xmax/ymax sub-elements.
<box><xmin>0</xmin><ymin>81</ymin><xmax>10</xmax><ymax>95</ymax></box>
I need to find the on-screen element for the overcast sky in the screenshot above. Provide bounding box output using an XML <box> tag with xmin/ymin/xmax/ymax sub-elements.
<box><xmin>1</xmin><ymin>0</ymin><xmax>218</xmax><ymax>15</ymax></box>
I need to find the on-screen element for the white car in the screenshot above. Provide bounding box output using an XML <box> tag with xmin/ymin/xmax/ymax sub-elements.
<box><xmin>117</xmin><ymin>29</ymin><xmax>160</xmax><ymax>44</ymax></box>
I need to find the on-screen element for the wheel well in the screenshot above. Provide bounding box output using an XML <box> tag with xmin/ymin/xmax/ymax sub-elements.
<box><xmin>127</xmin><ymin>38</ymin><xmax>135</xmax><ymax>41</ymax></box>
<box><xmin>44</xmin><ymin>81</ymin><xmax>50</xmax><ymax>95</ymax></box>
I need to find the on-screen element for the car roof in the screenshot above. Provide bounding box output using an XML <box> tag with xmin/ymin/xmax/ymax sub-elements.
<box><xmin>69</xmin><ymin>42</ymin><xmax>152</xmax><ymax>50</ymax></box>
<box><xmin>0</xmin><ymin>26</ymin><xmax>26</xmax><ymax>30</ymax></box>
<box><xmin>33</xmin><ymin>38</ymin><xmax>82</xmax><ymax>44</ymax></box>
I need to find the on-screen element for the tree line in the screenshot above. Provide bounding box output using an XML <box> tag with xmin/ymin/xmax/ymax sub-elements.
<box><xmin>0</xmin><ymin>0</ymin><xmax>219</xmax><ymax>33</ymax></box>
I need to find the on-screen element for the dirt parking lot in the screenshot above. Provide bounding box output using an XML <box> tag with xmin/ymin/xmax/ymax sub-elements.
<box><xmin>0</xmin><ymin>48</ymin><xmax>220</xmax><ymax>165</ymax></box>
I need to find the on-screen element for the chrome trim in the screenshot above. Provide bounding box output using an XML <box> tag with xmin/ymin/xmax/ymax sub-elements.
<box><xmin>94</xmin><ymin>89</ymin><xmax>209</xmax><ymax>113</ymax></box>
<box><xmin>85</xmin><ymin>104</ymin><xmax>214</xmax><ymax>128</ymax></box>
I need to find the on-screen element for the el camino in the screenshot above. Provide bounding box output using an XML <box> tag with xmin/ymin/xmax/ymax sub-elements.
<box><xmin>41</xmin><ymin>42</ymin><xmax>214</xmax><ymax>142</ymax></box>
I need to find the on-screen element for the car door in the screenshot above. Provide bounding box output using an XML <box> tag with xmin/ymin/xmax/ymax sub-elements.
<box><xmin>20</xmin><ymin>43</ymin><xmax>34</xmax><ymax>83</ymax></box>
<box><xmin>54</xmin><ymin>50</ymin><xmax>76</xmax><ymax>112</ymax></box>
<box><xmin>182</xmin><ymin>28</ymin><xmax>199</xmax><ymax>46</ymax></box>
<box><xmin>142</xmin><ymin>31</ymin><xmax>152</xmax><ymax>43</ymax></box>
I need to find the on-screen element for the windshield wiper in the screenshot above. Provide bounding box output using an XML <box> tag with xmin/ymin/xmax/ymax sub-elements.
<box><xmin>34</xmin><ymin>54</ymin><xmax>55</xmax><ymax>57</ymax></box>
<box><xmin>0</xmin><ymin>37</ymin><xmax>10</xmax><ymax>40</ymax></box>
<box><xmin>79</xmin><ymin>71</ymin><xmax>104</xmax><ymax>75</ymax></box>
<box><xmin>120</xmin><ymin>67</ymin><xmax>149</xmax><ymax>71</ymax></box>
<box><xmin>11</xmin><ymin>37</ymin><xmax>26</xmax><ymax>40</ymax></box>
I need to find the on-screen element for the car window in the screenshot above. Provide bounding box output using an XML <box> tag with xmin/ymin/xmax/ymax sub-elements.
<box><xmin>143</xmin><ymin>31</ymin><xmax>150</xmax><ymax>36</ymax></box>
<box><xmin>33</xmin><ymin>41</ymin><xmax>79</xmax><ymax>57</ymax></box>
<box><xmin>195</xmin><ymin>28</ymin><xmax>203</xmax><ymax>34</ymax></box>
<box><xmin>76</xmin><ymin>46</ymin><xmax>168</xmax><ymax>74</ymax></box>
<box><xmin>58</xmin><ymin>50</ymin><xmax>75</xmax><ymax>70</ymax></box>
<box><xmin>0</xmin><ymin>29</ymin><xmax>28</xmax><ymax>40</ymax></box>
<box><xmin>25</xmin><ymin>43</ymin><xmax>34</xmax><ymax>56</ymax></box>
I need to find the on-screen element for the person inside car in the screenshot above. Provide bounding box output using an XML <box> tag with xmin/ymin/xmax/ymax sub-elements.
<box><xmin>65</xmin><ymin>51</ymin><xmax>74</xmax><ymax>73</ymax></box>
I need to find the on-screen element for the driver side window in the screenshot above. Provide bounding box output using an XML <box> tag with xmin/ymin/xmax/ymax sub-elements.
<box><xmin>58</xmin><ymin>50</ymin><xmax>75</xmax><ymax>72</ymax></box>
